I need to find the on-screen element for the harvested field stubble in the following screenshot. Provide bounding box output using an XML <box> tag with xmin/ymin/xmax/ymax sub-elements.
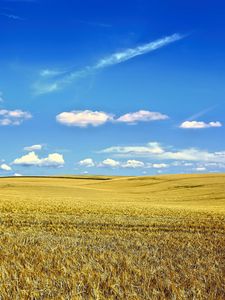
<box><xmin>0</xmin><ymin>174</ymin><xmax>224</xmax><ymax>299</ymax></box>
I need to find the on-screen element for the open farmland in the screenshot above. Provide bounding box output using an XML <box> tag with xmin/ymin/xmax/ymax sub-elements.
<box><xmin>0</xmin><ymin>174</ymin><xmax>224</xmax><ymax>299</ymax></box>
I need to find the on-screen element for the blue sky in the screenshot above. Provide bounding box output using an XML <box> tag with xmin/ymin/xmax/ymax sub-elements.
<box><xmin>0</xmin><ymin>0</ymin><xmax>225</xmax><ymax>176</ymax></box>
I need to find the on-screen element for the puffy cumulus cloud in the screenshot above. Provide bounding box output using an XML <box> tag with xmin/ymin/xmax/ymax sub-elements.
<box><xmin>100</xmin><ymin>158</ymin><xmax>120</xmax><ymax>168</ymax></box>
<box><xmin>0</xmin><ymin>109</ymin><xmax>32</xmax><ymax>126</ymax></box>
<box><xmin>13</xmin><ymin>151</ymin><xmax>64</xmax><ymax>168</ymax></box>
<box><xmin>0</xmin><ymin>163</ymin><xmax>12</xmax><ymax>171</ymax></box>
<box><xmin>56</xmin><ymin>110</ymin><xmax>113</xmax><ymax>127</ymax></box>
<box><xmin>77</xmin><ymin>157</ymin><xmax>171</xmax><ymax>170</ymax></box>
<box><xmin>180</xmin><ymin>121</ymin><xmax>222</xmax><ymax>129</ymax></box>
<box><xmin>78</xmin><ymin>158</ymin><xmax>167</xmax><ymax>170</ymax></box>
<box><xmin>99</xmin><ymin>159</ymin><xmax>145</xmax><ymax>169</ymax></box>
<box><xmin>79</xmin><ymin>158</ymin><xmax>145</xmax><ymax>169</ymax></box>
<box><xmin>116</xmin><ymin>110</ymin><xmax>168</xmax><ymax>124</ymax></box>
<box><xmin>122</xmin><ymin>160</ymin><xmax>145</xmax><ymax>168</ymax></box>
<box><xmin>78</xmin><ymin>158</ymin><xmax>95</xmax><ymax>167</ymax></box>
<box><xmin>101</xmin><ymin>141</ymin><xmax>225</xmax><ymax>164</ymax></box>
<box><xmin>13</xmin><ymin>152</ymin><xmax>39</xmax><ymax>166</ymax></box>
<box><xmin>24</xmin><ymin>144</ymin><xmax>43</xmax><ymax>151</ymax></box>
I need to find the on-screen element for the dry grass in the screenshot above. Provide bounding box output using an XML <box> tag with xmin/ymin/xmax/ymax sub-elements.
<box><xmin>0</xmin><ymin>173</ymin><xmax>224</xmax><ymax>299</ymax></box>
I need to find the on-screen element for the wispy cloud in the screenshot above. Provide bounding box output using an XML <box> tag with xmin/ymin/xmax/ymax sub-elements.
<box><xmin>39</xmin><ymin>69</ymin><xmax>67</xmax><ymax>78</ymax></box>
<box><xmin>100</xmin><ymin>141</ymin><xmax>225</xmax><ymax>164</ymax></box>
<box><xmin>0</xmin><ymin>13</ymin><xmax>23</xmax><ymax>20</ymax></box>
<box><xmin>34</xmin><ymin>33</ymin><xmax>185</xmax><ymax>95</ymax></box>
<box><xmin>185</xmin><ymin>105</ymin><xmax>218</xmax><ymax>122</ymax></box>
<box><xmin>179</xmin><ymin>105</ymin><xmax>222</xmax><ymax>129</ymax></box>
<box><xmin>3</xmin><ymin>0</ymin><xmax>37</xmax><ymax>2</ymax></box>
<box><xmin>24</xmin><ymin>144</ymin><xmax>43</xmax><ymax>151</ymax></box>
<box><xmin>75</xmin><ymin>20</ymin><xmax>112</xmax><ymax>28</ymax></box>
<box><xmin>94</xmin><ymin>33</ymin><xmax>183</xmax><ymax>69</ymax></box>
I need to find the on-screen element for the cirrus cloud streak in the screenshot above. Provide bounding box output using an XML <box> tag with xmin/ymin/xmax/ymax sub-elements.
<box><xmin>34</xmin><ymin>33</ymin><xmax>185</xmax><ymax>94</ymax></box>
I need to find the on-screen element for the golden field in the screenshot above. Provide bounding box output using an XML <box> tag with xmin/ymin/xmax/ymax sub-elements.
<box><xmin>0</xmin><ymin>174</ymin><xmax>224</xmax><ymax>299</ymax></box>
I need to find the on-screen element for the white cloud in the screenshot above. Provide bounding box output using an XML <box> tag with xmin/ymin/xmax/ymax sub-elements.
<box><xmin>122</xmin><ymin>160</ymin><xmax>145</xmax><ymax>168</ymax></box>
<box><xmin>100</xmin><ymin>158</ymin><xmax>120</xmax><ymax>168</ymax></box>
<box><xmin>56</xmin><ymin>110</ymin><xmax>113</xmax><ymax>127</ymax></box>
<box><xmin>82</xmin><ymin>171</ymin><xmax>89</xmax><ymax>174</ymax></box>
<box><xmin>160</xmin><ymin>149</ymin><xmax>225</xmax><ymax>162</ymax></box>
<box><xmin>78</xmin><ymin>158</ymin><xmax>146</xmax><ymax>169</ymax></box>
<box><xmin>116</xmin><ymin>110</ymin><xmax>168</xmax><ymax>124</ymax></box>
<box><xmin>78</xmin><ymin>158</ymin><xmax>95</xmax><ymax>167</ymax></box>
<box><xmin>77</xmin><ymin>156</ymin><xmax>212</xmax><ymax>171</ymax></box>
<box><xmin>195</xmin><ymin>167</ymin><xmax>206</xmax><ymax>172</ymax></box>
<box><xmin>56</xmin><ymin>110</ymin><xmax>169</xmax><ymax>128</ymax></box>
<box><xmin>13</xmin><ymin>151</ymin><xmax>64</xmax><ymax>167</ymax></box>
<box><xmin>148</xmin><ymin>163</ymin><xmax>168</xmax><ymax>169</ymax></box>
<box><xmin>101</xmin><ymin>142</ymin><xmax>225</xmax><ymax>163</ymax></box>
<box><xmin>98</xmin><ymin>159</ymin><xmax>166</xmax><ymax>169</ymax></box>
<box><xmin>14</xmin><ymin>173</ymin><xmax>22</xmax><ymax>177</ymax></box>
<box><xmin>180</xmin><ymin>121</ymin><xmax>222</xmax><ymax>129</ymax></box>
<box><xmin>0</xmin><ymin>109</ymin><xmax>32</xmax><ymax>126</ymax></box>
<box><xmin>24</xmin><ymin>144</ymin><xmax>43</xmax><ymax>151</ymax></box>
<box><xmin>0</xmin><ymin>164</ymin><xmax>12</xmax><ymax>171</ymax></box>
<box><xmin>35</xmin><ymin>33</ymin><xmax>184</xmax><ymax>94</ymax></box>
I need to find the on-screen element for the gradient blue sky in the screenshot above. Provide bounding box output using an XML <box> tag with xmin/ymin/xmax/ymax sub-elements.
<box><xmin>1</xmin><ymin>0</ymin><xmax>225</xmax><ymax>176</ymax></box>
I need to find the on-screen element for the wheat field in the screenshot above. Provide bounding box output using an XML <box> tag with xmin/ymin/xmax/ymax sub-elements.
<box><xmin>0</xmin><ymin>173</ymin><xmax>224</xmax><ymax>299</ymax></box>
